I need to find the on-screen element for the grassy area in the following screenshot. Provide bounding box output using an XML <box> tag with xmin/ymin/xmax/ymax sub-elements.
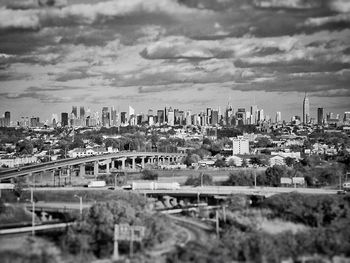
<box><xmin>0</xmin><ymin>203</ymin><xmax>34</xmax><ymax>225</ymax></box>
<box><xmin>1</xmin><ymin>189</ymin><xmax>148</xmax><ymax>206</ymax></box>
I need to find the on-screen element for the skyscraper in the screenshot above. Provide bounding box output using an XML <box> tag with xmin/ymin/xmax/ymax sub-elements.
<box><xmin>111</xmin><ymin>107</ymin><xmax>117</xmax><ymax>126</ymax></box>
<box><xmin>167</xmin><ymin>107</ymin><xmax>174</xmax><ymax>126</ymax></box>
<box><xmin>250</xmin><ymin>105</ymin><xmax>258</xmax><ymax>124</ymax></box>
<box><xmin>344</xmin><ymin>112</ymin><xmax>350</xmax><ymax>123</ymax></box>
<box><xmin>72</xmin><ymin>106</ymin><xmax>78</xmax><ymax>119</ymax></box>
<box><xmin>303</xmin><ymin>93</ymin><xmax>310</xmax><ymax>124</ymax></box>
<box><xmin>275</xmin><ymin>111</ymin><xmax>282</xmax><ymax>123</ymax></box>
<box><xmin>102</xmin><ymin>107</ymin><xmax>110</xmax><ymax>127</ymax></box>
<box><xmin>157</xmin><ymin>110</ymin><xmax>164</xmax><ymax>125</ymax></box>
<box><xmin>61</xmin><ymin>112</ymin><xmax>68</xmax><ymax>127</ymax></box>
<box><xmin>317</xmin><ymin>108</ymin><xmax>324</xmax><ymax>125</ymax></box>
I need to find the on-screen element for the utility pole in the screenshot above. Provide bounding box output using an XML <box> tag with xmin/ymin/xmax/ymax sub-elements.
<box><xmin>30</xmin><ymin>187</ymin><xmax>35</xmax><ymax>236</ymax></box>
<box><xmin>113</xmin><ymin>225</ymin><xmax>119</xmax><ymax>261</ymax></box>
<box><xmin>74</xmin><ymin>195</ymin><xmax>83</xmax><ymax>217</ymax></box>
<box><xmin>215</xmin><ymin>210</ymin><xmax>219</xmax><ymax>237</ymax></box>
<box><xmin>32</xmin><ymin>199</ymin><xmax>35</xmax><ymax>236</ymax></box>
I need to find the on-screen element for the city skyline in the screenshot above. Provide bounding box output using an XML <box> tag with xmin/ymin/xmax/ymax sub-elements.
<box><xmin>1</xmin><ymin>94</ymin><xmax>348</xmax><ymax>125</ymax></box>
<box><xmin>0</xmin><ymin>0</ymin><xmax>349</xmax><ymax>122</ymax></box>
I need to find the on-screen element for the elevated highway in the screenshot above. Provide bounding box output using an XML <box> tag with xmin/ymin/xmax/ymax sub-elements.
<box><xmin>0</xmin><ymin>151</ymin><xmax>186</xmax><ymax>180</ymax></box>
<box><xmin>136</xmin><ymin>185</ymin><xmax>338</xmax><ymax>198</ymax></box>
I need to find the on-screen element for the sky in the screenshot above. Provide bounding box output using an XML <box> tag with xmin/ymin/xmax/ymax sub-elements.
<box><xmin>0</xmin><ymin>0</ymin><xmax>349</xmax><ymax>122</ymax></box>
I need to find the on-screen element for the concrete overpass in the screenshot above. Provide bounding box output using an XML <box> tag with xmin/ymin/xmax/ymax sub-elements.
<box><xmin>0</xmin><ymin>151</ymin><xmax>186</xmax><ymax>180</ymax></box>
<box><xmin>135</xmin><ymin>185</ymin><xmax>339</xmax><ymax>198</ymax></box>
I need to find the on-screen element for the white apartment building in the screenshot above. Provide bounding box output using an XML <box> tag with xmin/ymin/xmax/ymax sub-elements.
<box><xmin>232</xmin><ymin>136</ymin><xmax>250</xmax><ymax>155</ymax></box>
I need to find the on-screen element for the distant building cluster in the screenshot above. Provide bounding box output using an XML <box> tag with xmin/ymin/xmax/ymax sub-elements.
<box><xmin>1</xmin><ymin>95</ymin><xmax>350</xmax><ymax>129</ymax></box>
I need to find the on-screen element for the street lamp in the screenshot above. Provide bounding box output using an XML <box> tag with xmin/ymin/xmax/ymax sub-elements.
<box><xmin>253</xmin><ymin>164</ymin><xmax>257</xmax><ymax>188</ymax></box>
<box><xmin>26</xmin><ymin>188</ymin><xmax>35</xmax><ymax>236</ymax></box>
<box><xmin>201</xmin><ymin>172</ymin><xmax>204</xmax><ymax>188</ymax></box>
<box><xmin>74</xmin><ymin>195</ymin><xmax>83</xmax><ymax>216</ymax></box>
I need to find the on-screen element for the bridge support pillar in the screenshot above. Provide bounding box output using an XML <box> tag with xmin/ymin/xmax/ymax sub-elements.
<box><xmin>120</xmin><ymin>158</ymin><xmax>126</xmax><ymax>170</ymax></box>
<box><xmin>141</xmin><ymin>157</ymin><xmax>145</xmax><ymax>169</ymax></box>
<box><xmin>106</xmin><ymin>159</ymin><xmax>111</xmax><ymax>174</ymax></box>
<box><xmin>132</xmin><ymin>157</ymin><xmax>136</xmax><ymax>170</ymax></box>
<box><xmin>94</xmin><ymin>161</ymin><xmax>99</xmax><ymax>176</ymax></box>
<box><xmin>79</xmin><ymin>164</ymin><xmax>85</xmax><ymax>177</ymax></box>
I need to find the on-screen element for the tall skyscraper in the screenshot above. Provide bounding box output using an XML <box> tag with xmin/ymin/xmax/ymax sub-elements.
<box><xmin>258</xmin><ymin>109</ymin><xmax>264</xmax><ymax>123</ymax></box>
<box><xmin>275</xmin><ymin>111</ymin><xmax>282</xmax><ymax>123</ymax></box>
<box><xmin>102</xmin><ymin>107</ymin><xmax>110</xmax><ymax>127</ymax></box>
<box><xmin>303</xmin><ymin>93</ymin><xmax>310</xmax><ymax>124</ymax></box>
<box><xmin>211</xmin><ymin>110</ymin><xmax>219</xmax><ymax>125</ymax></box>
<box><xmin>250</xmin><ymin>105</ymin><xmax>258</xmax><ymax>124</ymax></box>
<box><xmin>120</xmin><ymin>112</ymin><xmax>127</xmax><ymax>124</ymax></box>
<box><xmin>157</xmin><ymin>110</ymin><xmax>164</xmax><ymax>125</ymax></box>
<box><xmin>79</xmin><ymin>106</ymin><xmax>85</xmax><ymax>119</ymax></box>
<box><xmin>61</xmin><ymin>112</ymin><xmax>68</xmax><ymax>127</ymax></box>
<box><xmin>317</xmin><ymin>108</ymin><xmax>324</xmax><ymax>125</ymax></box>
<box><xmin>111</xmin><ymin>107</ymin><xmax>117</xmax><ymax>126</ymax></box>
<box><xmin>167</xmin><ymin>107</ymin><xmax>174</xmax><ymax>126</ymax></box>
<box><xmin>185</xmin><ymin>110</ymin><xmax>192</xmax><ymax>126</ymax></box>
<box><xmin>72</xmin><ymin>106</ymin><xmax>78</xmax><ymax>119</ymax></box>
<box><xmin>344</xmin><ymin>112</ymin><xmax>350</xmax><ymax>124</ymax></box>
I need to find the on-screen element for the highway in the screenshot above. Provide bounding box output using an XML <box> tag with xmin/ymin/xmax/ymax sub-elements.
<box><xmin>0</xmin><ymin>222</ymin><xmax>73</xmax><ymax>236</ymax></box>
<box><xmin>130</xmin><ymin>185</ymin><xmax>338</xmax><ymax>197</ymax></box>
<box><xmin>0</xmin><ymin>151</ymin><xmax>186</xmax><ymax>180</ymax></box>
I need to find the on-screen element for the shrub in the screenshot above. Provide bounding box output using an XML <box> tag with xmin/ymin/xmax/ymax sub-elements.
<box><xmin>141</xmin><ymin>169</ymin><xmax>158</xmax><ymax>180</ymax></box>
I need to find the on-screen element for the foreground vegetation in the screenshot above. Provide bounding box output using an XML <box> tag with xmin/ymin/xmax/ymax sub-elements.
<box><xmin>167</xmin><ymin>193</ymin><xmax>350</xmax><ymax>262</ymax></box>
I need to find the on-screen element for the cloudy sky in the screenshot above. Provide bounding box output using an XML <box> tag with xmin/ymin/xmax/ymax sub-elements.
<box><xmin>0</xmin><ymin>0</ymin><xmax>349</xmax><ymax>122</ymax></box>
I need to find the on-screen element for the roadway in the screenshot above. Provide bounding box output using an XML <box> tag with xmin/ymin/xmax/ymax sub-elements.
<box><xmin>0</xmin><ymin>151</ymin><xmax>186</xmax><ymax>180</ymax></box>
<box><xmin>23</xmin><ymin>185</ymin><xmax>338</xmax><ymax>199</ymax></box>
<box><xmin>137</xmin><ymin>185</ymin><xmax>338</xmax><ymax>197</ymax></box>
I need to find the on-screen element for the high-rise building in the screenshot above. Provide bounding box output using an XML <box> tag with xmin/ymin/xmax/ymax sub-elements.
<box><xmin>102</xmin><ymin>107</ymin><xmax>110</xmax><ymax>127</ymax></box>
<box><xmin>30</xmin><ymin>117</ymin><xmax>39</xmax><ymax>127</ymax></box>
<box><xmin>129</xmin><ymin>106</ymin><xmax>135</xmax><ymax>117</ymax></box>
<box><xmin>258</xmin><ymin>109</ymin><xmax>264</xmax><ymax>123</ymax></box>
<box><xmin>111</xmin><ymin>107</ymin><xmax>117</xmax><ymax>126</ymax></box>
<box><xmin>79</xmin><ymin>106</ymin><xmax>85</xmax><ymax>119</ymax></box>
<box><xmin>211</xmin><ymin>110</ymin><xmax>219</xmax><ymax>125</ymax></box>
<box><xmin>317</xmin><ymin>108</ymin><xmax>324</xmax><ymax>125</ymax></box>
<box><xmin>61</xmin><ymin>112</ymin><xmax>69</xmax><ymax>127</ymax></box>
<box><xmin>275</xmin><ymin>111</ymin><xmax>282</xmax><ymax>123</ymax></box>
<box><xmin>4</xmin><ymin>111</ymin><xmax>10</xmax><ymax>126</ymax></box>
<box><xmin>303</xmin><ymin>93</ymin><xmax>310</xmax><ymax>124</ymax></box>
<box><xmin>72</xmin><ymin>106</ymin><xmax>78</xmax><ymax>119</ymax></box>
<box><xmin>120</xmin><ymin>112</ymin><xmax>127</xmax><ymax>125</ymax></box>
<box><xmin>168</xmin><ymin>107</ymin><xmax>174</xmax><ymax>126</ymax></box>
<box><xmin>343</xmin><ymin>112</ymin><xmax>350</xmax><ymax>124</ymax></box>
<box><xmin>157</xmin><ymin>110</ymin><xmax>164</xmax><ymax>125</ymax></box>
<box><xmin>250</xmin><ymin>105</ymin><xmax>258</xmax><ymax>125</ymax></box>
<box><xmin>185</xmin><ymin>110</ymin><xmax>192</xmax><ymax>126</ymax></box>
<box><xmin>232</xmin><ymin>136</ymin><xmax>249</xmax><ymax>155</ymax></box>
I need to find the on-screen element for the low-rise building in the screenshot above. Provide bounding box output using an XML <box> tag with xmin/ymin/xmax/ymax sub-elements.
<box><xmin>0</xmin><ymin>155</ymin><xmax>37</xmax><ymax>168</ymax></box>
<box><xmin>268</xmin><ymin>155</ymin><xmax>285</xmax><ymax>166</ymax></box>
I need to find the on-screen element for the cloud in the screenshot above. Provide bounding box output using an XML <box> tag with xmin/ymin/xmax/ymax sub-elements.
<box><xmin>0</xmin><ymin>0</ymin><xmax>208</xmax><ymax>30</ymax></box>
<box><xmin>329</xmin><ymin>0</ymin><xmax>350</xmax><ymax>13</ymax></box>
<box><xmin>0</xmin><ymin>8</ymin><xmax>40</xmax><ymax>29</ymax></box>
<box><xmin>304</xmin><ymin>13</ymin><xmax>350</xmax><ymax>27</ymax></box>
<box><xmin>252</xmin><ymin>0</ymin><xmax>322</xmax><ymax>9</ymax></box>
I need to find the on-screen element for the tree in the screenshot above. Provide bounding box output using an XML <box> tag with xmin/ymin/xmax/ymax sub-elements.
<box><xmin>265</xmin><ymin>165</ymin><xmax>287</xmax><ymax>187</ymax></box>
<box><xmin>224</xmin><ymin>170</ymin><xmax>254</xmax><ymax>186</ymax></box>
<box><xmin>184</xmin><ymin>173</ymin><xmax>213</xmax><ymax>186</ymax></box>
<box><xmin>215</xmin><ymin>158</ymin><xmax>226</xmax><ymax>168</ymax></box>
<box><xmin>285</xmin><ymin>157</ymin><xmax>296</xmax><ymax>167</ymax></box>
<box><xmin>141</xmin><ymin>169</ymin><xmax>158</xmax><ymax>180</ymax></box>
<box><xmin>183</xmin><ymin>153</ymin><xmax>200</xmax><ymax>166</ymax></box>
